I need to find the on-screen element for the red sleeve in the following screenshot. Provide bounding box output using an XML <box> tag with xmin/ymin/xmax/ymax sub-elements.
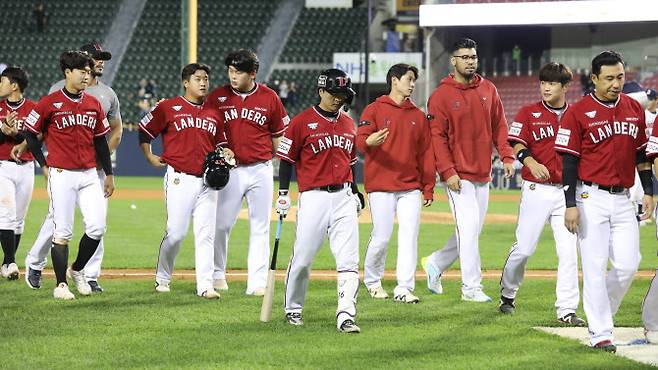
<box><xmin>93</xmin><ymin>104</ymin><xmax>110</xmax><ymax>137</ymax></box>
<box><xmin>24</xmin><ymin>98</ymin><xmax>49</xmax><ymax>134</ymax></box>
<box><xmin>356</xmin><ymin>104</ymin><xmax>378</xmax><ymax>154</ymax></box>
<box><xmin>508</xmin><ymin>107</ymin><xmax>532</xmax><ymax>146</ymax></box>
<box><xmin>269</xmin><ymin>95</ymin><xmax>289</xmax><ymax>137</ymax></box>
<box><xmin>428</xmin><ymin>92</ymin><xmax>457</xmax><ymax>180</ymax></box>
<box><xmin>275</xmin><ymin>116</ymin><xmax>301</xmax><ymax>163</ymax></box>
<box><xmin>491</xmin><ymin>87</ymin><xmax>514</xmax><ymax>163</ymax></box>
<box><xmin>418</xmin><ymin>116</ymin><xmax>436</xmax><ymax>200</ymax></box>
<box><xmin>138</xmin><ymin>103</ymin><xmax>167</xmax><ymax>139</ymax></box>
<box><xmin>554</xmin><ymin>108</ymin><xmax>581</xmax><ymax>157</ymax></box>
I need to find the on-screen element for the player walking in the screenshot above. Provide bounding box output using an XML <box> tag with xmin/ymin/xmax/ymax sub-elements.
<box><xmin>140</xmin><ymin>63</ymin><xmax>226</xmax><ymax>298</ymax></box>
<box><xmin>499</xmin><ymin>62</ymin><xmax>584</xmax><ymax>326</ymax></box>
<box><xmin>201</xmin><ymin>49</ymin><xmax>289</xmax><ymax>295</ymax></box>
<box><xmin>0</xmin><ymin>66</ymin><xmax>36</xmax><ymax>281</ymax></box>
<box><xmin>357</xmin><ymin>64</ymin><xmax>435</xmax><ymax>303</ymax></box>
<box><xmin>555</xmin><ymin>51</ymin><xmax>653</xmax><ymax>352</ymax></box>
<box><xmin>276</xmin><ymin>69</ymin><xmax>363</xmax><ymax>332</ymax></box>
<box><xmin>23</xmin><ymin>51</ymin><xmax>114</xmax><ymax>300</ymax></box>
<box><xmin>422</xmin><ymin>38</ymin><xmax>514</xmax><ymax>302</ymax></box>
<box><xmin>24</xmin><ymin>43</ymin><xmax>122</xmax><ymax>292</ymax></box>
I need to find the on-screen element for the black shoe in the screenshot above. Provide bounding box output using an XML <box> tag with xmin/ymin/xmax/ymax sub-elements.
<box><xmin>558</xmin><ymin>313</ymin><xmax>586</xmax><ymax>327</ymax></box>
<box><xmin>499</xmin><ymin>296</ymin><xmax>515</xmax><ymax>314</ymax></box>
<box><xmin>25</xmin><ymin>267</ymin><xmax>42</xmax><ymax>289</ymax></box>
<box><xmin>88</xmin><ymin>280</ymin><xmax>103</xmax><ymax>293</ymax></box>
<box><xmin>285</xmin><ymin>312</ymin><xmax>303</xmax><ymax>326</ymax></box>
<box><xmin>593</xmin><ymin>340</ymin><xmax>616</xmax><ymax>353</ymax></box>
<box><xmin>338</xmin><ymin>319</ymin><xmax>361</xmax><ymax>333</ymax></box>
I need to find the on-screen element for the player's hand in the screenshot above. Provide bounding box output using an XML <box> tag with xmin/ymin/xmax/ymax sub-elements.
<box><xmin>104</xmin><ymin>175</ymin><xmax>115</xmax><ymax>198</ymax></box>
<box><xmin>353</xmin><ymin>191</ymin><xmax>365</xmax><ymax>216</ymax></box>
<box><xmin>42</xmin><ymin>165</ymin><xmax>49</xmax><ymax>183</ymax></box>
<box><xmin>10</xmin><ymin>142</ymin><xmax>27</xmax><ymax>162</ymax></box>
<box><xmin>446</xmin><ymin>175</ymin><xmax>461</xmax><ymax>193</ymax></box>
<box><xmin>564</xmin><ymin>206</ymin><xmax>579</xmax><ymax>234</ymax></box>
<box><xmin>1</xmin><ymin>112</ymin><xmax>18</xmax><ymax>136</ymax></box>
<box><xmin>222</xmin><ymin>147</ymin><xmax>236</xmax><ymax>167</ymax></box>
<box><xmin>503</xmin><ymin>162</ymin><xmax>515</xmax><ymax>179</ymax></box>
<box><xmin>146</xmin><ymin>153</ymin><xmax>166</xmax><ymax>168</ymax></box>
<box><xmin>528</xmin><ymin>162</ymin><xmax>550</xmax><ymax>181</ymax></box>
<box><xmin>423</xmin><ymin>199</ymin><xmax>433</xmax><ymax>207</ymax></box>
<box><xmin>640</xmin><ymin>194</ymin><xmax>654</xmax><ymax>221</ymax></box>
<box><xmin>276</xmin><ymin>190</ymin><xmax>291</xmax><ymax>218</ymax></box>
<box><xmin>365</xmin><ymin>128</ymin><xmax>389</xmax><ymax>147</ymax></box>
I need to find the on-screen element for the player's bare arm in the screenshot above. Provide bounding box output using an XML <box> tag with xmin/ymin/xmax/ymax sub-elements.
<box><xmin>513</xmin><ymin>142</ymin><xmax>550</xmax><ymax>180</ymax></box>
<box><xmin>638</xmin><ymin>160</ymin><xmax>654</xmax><ymax>220</ymax></box>
<box><xmin>107</xmin><ymin>117</ymin><xmax>123</xmax><ymax>153</ymax></box>
<box><xmin>365</xmin><ymin>128</ymin><xmax>389</xmax><ymax>146</ymax></box>
<box><xmin>139</xmin><ymin>142</ymin><xmax>165</xmax><ymax>168</ymax></box>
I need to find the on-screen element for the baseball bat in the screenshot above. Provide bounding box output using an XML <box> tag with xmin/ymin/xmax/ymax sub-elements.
<box><xmin>260</xmin><ymin>215</ymin><xmax>284</xmax><ymax>322</ymax></box>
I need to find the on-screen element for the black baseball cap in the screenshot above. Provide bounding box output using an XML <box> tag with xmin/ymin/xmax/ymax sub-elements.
<box><xmin>647</xmin><ymin>88</ymin><xmax>657</xmax><ymax>101</ymax></box>
<box><xmin>79</xmin><ymin>42</ymin><xmax>112</xmax><ymax>61</ymax></box>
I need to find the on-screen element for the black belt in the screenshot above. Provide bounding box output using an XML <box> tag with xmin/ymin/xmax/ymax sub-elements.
<box><xmin>583</xmin><ymin>181</ymin><xmax>626</xmax><ymax>194</ymax></box>
<box><xmin>174</xmin><ymin>169</ymin><xmax>202</xmax><ymax>178</ymax></box>
<box><xmin>315</xmin><ymin>184</ymin><xmax>346</xmax><ymax>193</ymax></box>
<box><xmin>5</xmin><ymin>158</ymin><xmax>29</xmax><ymax>165</ymax></box>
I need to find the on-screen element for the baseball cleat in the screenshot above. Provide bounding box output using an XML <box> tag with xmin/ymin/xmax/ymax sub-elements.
<box><xmin>558</xmin><ymin>313</ymin><xmax>586</xmax><ymax>327</ymax></box>
<box><xmin>213</xmin><ymin>279</ymin><xmax>228</xmax><ymax>291</ymax></box>
<box><xmin>155</xmin><ymin>281</ymin><xmax>170</xmax><ymax>293</ymax></box>
<box><xmin>461</xmin><ymin>288</ymin><xmax>492</xmax><ymax>302</ymax></box>
<box><xmin>53</xmin><ymin>282</ymin><xmax>75</xmax><ymax>300</ymax></box>
<box><xmin>592</xmin><ymin>340</ymin><xmax>616</xmax><ymax>353</ymax></box>
<box><xmin>200</xmin><ymin>289</ymin><xmax>220</xmax><ymax>299</ymax></box>
<box><xmin>250</xmin><ymin>287</ymin><xmax>266</xmax><ymax>296</ymax></box>
<box><xmin>2</xmin><ymin>263</ymin><xmax>19</xmax><ymax>280</ymax></box>
<box><xmin>499</xmin><ymin>296</ymin><xmax>515</xmax><ymax>314</ymax></box>
<box><xmin>66</xmin><ymin>268</ymin><xmax>91</xmax><ymax>296</ymax></box>
<box><xmin>644</xmin><ymin>329</ymin><xmax>657</xmax><ymax>344</ymax></box>
<box><xmin>338</xmin><ymin>319</ymin><xmax>361</xmax><ymax>334</ymax></box>
<box><xmin>25</xmin><ymin>266</ymin><xmax>42</xmax><ymax>289</ymax></box>
<box><xmin>285</xmin><ymin>312</ymin><xmax>303</xmax><ymax>326</ymax></box>
<box><xmin>393</xmin><ymin>290</ymin><xmax>420</xmax><ymax>304</ymax></box>
<box><xmin>88</xmin><ymin>280</ymin><xmax>104</xmax><ymax>293</ymax></box>
<box><xmin>421</xmin><ymin>257</ymin><xmax>443</xmax><ymax>294</ymax></box>
<box><xmin>368</xmin><ymin>286</ymin><xmax>389</xmax><ymax>299</ymax></box>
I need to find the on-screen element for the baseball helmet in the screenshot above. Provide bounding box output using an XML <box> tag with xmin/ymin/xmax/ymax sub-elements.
<box><xmin>317</xmin><ymin>68</ymin><xmax>356</xmax><ymax>107</ymax></box>
<box><xmin>202</xmin><ymin>150</ymin><xmax>233</xmax><ymax>190</ymax></box>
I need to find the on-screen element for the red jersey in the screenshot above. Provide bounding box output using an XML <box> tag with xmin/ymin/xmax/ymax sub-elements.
<box><xmin>276</xmin><ymin>106</ymin><xmax>356</xmax><ymax>192</ymax></box>
<box><xmin>0</xmin><ymin>98</ymin><xmax>36</xmax><ymax>161</ymax></box>
<box><xmin>202</xmin><ymin>83</ymin><xmax>289</xmax><ymax>164</ymax></box>
<box><xmin>554</xmin><ymin>93</ymin><xmax>646</xmax><ymax>188</ymax></box>
<box><xmin>24</xmin><ymin>89</ymin><xmax>109</xmax><ymax>170</ymax></box>
<box><xmin>139</xmin><ymin>96</ymin><xmax>224</xmax><ymax>177</ymax></box>
<box><xmin>356</xmin><ymin>96</ymin><xmax>435</xmax><ymax>200</ymax></box>
<box><xmin>427</xmin><ymin>74</ymin><xmax>514</xmax><ymax>182</ymax></box>
<box><xmin>508</xmin><ymin>101</ymin><xmax>568</xmax><ymax>184</ymax></box>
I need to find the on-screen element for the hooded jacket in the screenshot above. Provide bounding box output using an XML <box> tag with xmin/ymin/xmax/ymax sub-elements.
<box><xmin>427</xmin><ymin>73</ymin><xmax>514</xmax><ymax>182</ymax></box>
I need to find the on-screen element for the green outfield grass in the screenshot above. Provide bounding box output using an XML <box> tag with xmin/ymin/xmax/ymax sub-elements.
<box><xmin>1</xmin><ymin>279</ymin><xmax>653</xmax><ymax>369</ymax></box>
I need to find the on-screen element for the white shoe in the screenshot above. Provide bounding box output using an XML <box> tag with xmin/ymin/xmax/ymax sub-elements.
<box><xmin>461</xmin><ymin>288</ymin><xmax>492</xmax><ymax>302</ymax></box>
<box><xmin>155</xmin><ymin>281</ymin><xmax>170</xmax><ymax>293</ymax></box>
<box><xmin>646</xmin><ymin>329</ymin><xmax>658</xmax><ymax>344</ymax></box>
<box><xmin>66</xmin><ymin>268</ymin><xmax>91</xmax><ymax>296</ymax></box>
<box><xmin>421</xmin><ymin>257</ymin><xmax>443</xmax><ymax>294</ymax></box>
<box><xmin>213</xmin><ymin>279</ymin><xmax>228</xmax><ymax>291</ymax></box>
<box><xmin>393</xmin><ymin>290</ymin><xmax>420</xmax><ymax>304</ymax></box>
<box><xmin>250</xmin><ymin>287</ymin><xmax>266</xmax><ymax>296</ymax></box>
<box><xmin>368</xmin><ymin>286</ymin><xmax>389</xmax><ymax>299</ymax></box>
<box><xmin>53</xmin><ymin>282</ymin><xmax>75</xmax><ymax>300</ymax></box>
<box><xmin>201</xmin><ymin>289</ymin><xmax>220</xmax><ymax>299</ymax></box>
<box><xmin>1</xmin><ymin>263</ymin><xmax>19</xmax><ymax>280</ymax></box>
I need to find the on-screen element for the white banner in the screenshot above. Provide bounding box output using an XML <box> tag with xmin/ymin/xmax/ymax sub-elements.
<box><xmin>333</xmin><ymin>52</ymin><xmax>423</xmax><ymax>83</ymax></box>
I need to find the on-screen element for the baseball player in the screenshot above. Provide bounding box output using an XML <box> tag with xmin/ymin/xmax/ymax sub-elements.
<box><xmin>357</xmin><ymin>63</ymin><xmax>435</xmax><ymax>303</ymax></box>
<box><xmin>499</xmin><ymin>62</ymin><xmax>584</xmax><ymax>326</ymax></box>
<box><xmin>140</xmin><ymin>63</ymin><xmax>227</xmax><ymax>298</ymax></box>
<box><xmin>276</xmin><ymin>69</ymin><xmax>363</xmax><ymax>333</ymax></box>
<box><xmin>0</xmin><ymin>66</ymin><xmax>36</xmax><ymax>281</ymax></box>
<box><xmin>422</xmin><ymin>38</ymin><xmax>514</xmax><ymax>302</ymax></box>
<box><xmin>647</xmin><ymin>89</ymin><xmax>657</xmax><ymax>128</ymax></box>
<box><xmin>201</xmin><ymin>49</ymin><xmax>289</xmax><ymax>295</ymax></box>
<box><xmin>23</xmin><ymin>51</ymin><xmax>114</xmax><ymax>300</ymax></box>
<box><xmin>24</xmin><ymin>42</ymin><xmax>122</xmax><ymax>292</ymax></box>
<box><xmin>555</xmin><ymin>50</ymin><xmax>653</xmax><ymax>352</ymax></box>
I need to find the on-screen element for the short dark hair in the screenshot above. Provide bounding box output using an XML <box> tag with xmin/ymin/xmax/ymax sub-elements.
<box><xmin>0</xmin><ymin>66</ymin><xmax>29</xmax><ymax>93</ymax></box>
<box><xmin>591</xmin><ymin>50</ymin><xmax>625</xmax><ymax>76</ymax></box>
<box><xmin>538</xmin><ymin>62</ymin><xmax>572</xmax><ymax>86</ymax></box>
<box><xmin>59</xmin><ymin>51</ymin><xmax>94</xmax><ymax>76</ymax></box>
<box><xmin>224</xmin><ymin>49</ymin><xmax>259</xmax><ymax>73</ymax></box>
<box><xmin>451</xmin><ymin>38</ymin><xmax>477</xmax><ymax>54</ymax></box>
<box><xmin>386</xmin><ymin>63</ymin><xmax>419</xmax><ymax>89</ymax></box>
<box><xmin>181</xmin><ymin>63</ymin><xmax>211</xmax><ymax>81</ymax></box>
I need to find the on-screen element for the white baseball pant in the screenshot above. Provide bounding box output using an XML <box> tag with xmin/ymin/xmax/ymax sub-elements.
<box><xmin>577</xmin><ymin>183</ymin><xmax>640</xmax><ymax>346</ymax></box>
<box><xmin>363</xmin><ymin>190</ymin><xmax>421</xmax><ymax>296</ymax></box>
<box><xmin>284</xmin><ymin>187</ymin><xmax>359</xmax><ymax>328</ymax></box>
<box><xmin>0</xmin><ymin>160</ymin><xmax>34</xmax><ymax>234</ymax></box>
<box><xmin>426</xmin><ymin>180</ymin><xmax>488</xmax><ymax>292</ymax></box>
<box><xmin>643</xmin><ymin>269</ymin><xmax>658</xmax><ymax>331</ymax></box>
<box><xmin>156</xmin><ymin>166</ymin><xmax>217</xmax><ymax>295</ymax></box>
<box><xmin>214</xmin><ymin>161</ymin><xmax>273</xmax><ymax>294</ymax></box>
<box><xmin>500</xmin><ymin>181</ymin><xmax>580</xmax><ymax>318</ymax></box>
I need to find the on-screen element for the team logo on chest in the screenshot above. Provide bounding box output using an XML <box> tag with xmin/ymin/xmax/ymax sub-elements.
<box><xmin>588</xmin><ymin>121</ymin><xmax>639</xmax><ymax>144</ymax></box>
<box><xmin>54</xmin><ymin>113</ymin><xmax>97</xmax><ymax>130</ymax></box>
<box><xmin>307</xmin><ymin>122</ymin><xmax>318</xmax><ymax>130</ymax></box>
<box><xmin>53</xmin><ymin>102</ymin><xmax>63</xmax><ymax>109</ymax></box>
<box><xmin>532</xmin><ymin>112</ymin><xmax>542</xmax><ymax>118</ymax></box>
<box><xmin>309</xmin><ymin>133</ymin><xmax>353</xmax><ymax>155</ymax></box>
<box><xmin>585</xmin><ymin>110</ymin><xmax>597</xmax><ymax>118</ymax></box>
<box><xmin>223</xmin><ymin>107</ymin><xmax>267</xmax><ymax>125</ymax></box>
<box><xmin>173</xmin><ymin>115</ymin><xmax>217</xmax><ymax>135</ymax></box>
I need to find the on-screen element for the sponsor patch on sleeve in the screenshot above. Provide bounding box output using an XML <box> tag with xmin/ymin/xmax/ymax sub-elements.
<box><xmin>25</xmin><ymin>110</ymin><xmax>40</xmax><ymax>128</ymax></box>
<box><xmin>555</xmin><ymin>133</ymin><xmax>570</xmax><ymax>146</ymax></box>
<box><xmin>102</xmin><ymin>118</ymin><xmax>110</xmax><ymax>129</ymax></box>
<box><xmin>647</xmin><ymin>136</ymin><xmax>658</xmax><ymax>154</ymax></box>
<box><xmin>282</xmin><ymin>115</ymin><xmax>290</xmax><ymax>126</ymax></box>
<box><xmin>140</xmin><ymin>112</ymin><xmax>153</xmax><ymax>126</ymax></box>
<box><xmin>277</xmin><ymin>136</ymin><xmax>293</xmax><ymax>155</ymax></box>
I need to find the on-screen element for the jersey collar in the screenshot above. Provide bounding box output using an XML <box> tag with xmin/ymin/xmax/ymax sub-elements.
<box><xmin>541</xmin><ymin>100</ymin><xmax>569</xmax><ymax>116</ymax></box>
<box><xmin>5</xmin><ymin>98</ymin><xmax>26</xmax><ymax>111</ymax></box>
<box><xmin>230</xmin><ymin>83</ymin><xmax>259</xmax><ymax>98</ymax></box>
<box><xmin>589</xmin><ymin>93</ymin><xmax>619</xmax><ymax>108</ymax></box>
<box><xmin>312</xmin><ymin>106</ymin><xmax>341</xmax><ymax>123</ymax></box>
<box><xmin>59</xmin><ymin>89</ymin><xmax>85</xmax><ymax>103</ymax></box>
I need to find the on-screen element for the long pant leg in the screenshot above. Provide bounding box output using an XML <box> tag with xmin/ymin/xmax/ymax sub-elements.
<box><xmin>25</xmin><ymin>210</ymin><xmax>55</xmax><ymax>271</ymax></box>
<box><xmin>394</xmin><ymin>190</ymin><xmax>421</xmax><ymax>295</ymax></box>
<box><xmin>213</xmin><ymin>166</ymin><xmax>246</xmax><ymax>281</ymax></box>
<box><xmin>75</xmin><ymin>169</ymin><xmax>107</xmax><ymax>269</ymax></box>
<box><xmin>363</xmin><ymin>192</ymin><xmax>395</xmax><ymax>289</ymax></box>
<box><xmin>501</xmin><ymin>182</ymin><xmax>553</xmax><ymax>299</ymax></box>
<box><xmin>14</xmin><ymin>162</ymin><xmax>34</xmax><ymax>236</ymax></box>
<box><xmin>192</xmin><ymin>186</ymin><xmax>218</xmax><ymax>295</ymax></box>
<box><xmin>0</xmin><ymin>164</ymin><xmax>17</xmax><ymax>263</ymax></box>
<box><xmin>83</xmin><ymin>170</ymin><xmax>107</xmax><ymax>281</ymax></box>
<box><xmin>243</xmin><ymin>162</ymin><xmax>273</xmax><ymax>293</ymax></box>
<box><xmin>49</xmin><ymin>168</ymin><xmax>78</xmax><ymax>244</ymax></box>
<box><xmin>285</xmin><ymin>191</ymin><xmax>330</xmax><ymax>314</ymax></box>
<box><xmin>328</xmin><ymin>188</ymin><xmax>360</xmax><ymax>326</ymax></box>
<box><xmin>550</xmin><ymin>188</ymin><xmax>580</xmax><ymax>318</ymax></box>
<box><xmin>155</xmin><ymin>168</ymin><xmax>197</xmax><ymax>284</ymax></box>
<box><xmin>642</xmin><ymin>269</ymin><xmax>658</xmax><ymax>331</ymax></box>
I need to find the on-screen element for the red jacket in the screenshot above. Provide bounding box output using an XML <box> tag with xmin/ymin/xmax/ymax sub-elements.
<box><xmin>356</xmin><ymin>95</ymin><xmax>435</xmax><ymax>200</ymax></box>
<box><xmin>427</xmin><ymin>74</ymin><xmax>514</xmax><ymax>182</ymax></box>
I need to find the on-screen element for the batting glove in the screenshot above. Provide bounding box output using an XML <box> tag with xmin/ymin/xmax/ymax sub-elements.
<box><xmin>353</xmin><ymin>191</ymin><xmax>365</xmax><ymax>216</ymax></box>
<box><xmin>276</xmin><ymin>190</ymin><xmax>291</xmax><ymax>217</ymax></box>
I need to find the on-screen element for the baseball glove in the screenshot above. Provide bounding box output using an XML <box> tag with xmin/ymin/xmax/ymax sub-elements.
<box><xmin>202</xmin><ymin>149</ymin><xmax>234</xmax><ymax>190</ymax></box>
